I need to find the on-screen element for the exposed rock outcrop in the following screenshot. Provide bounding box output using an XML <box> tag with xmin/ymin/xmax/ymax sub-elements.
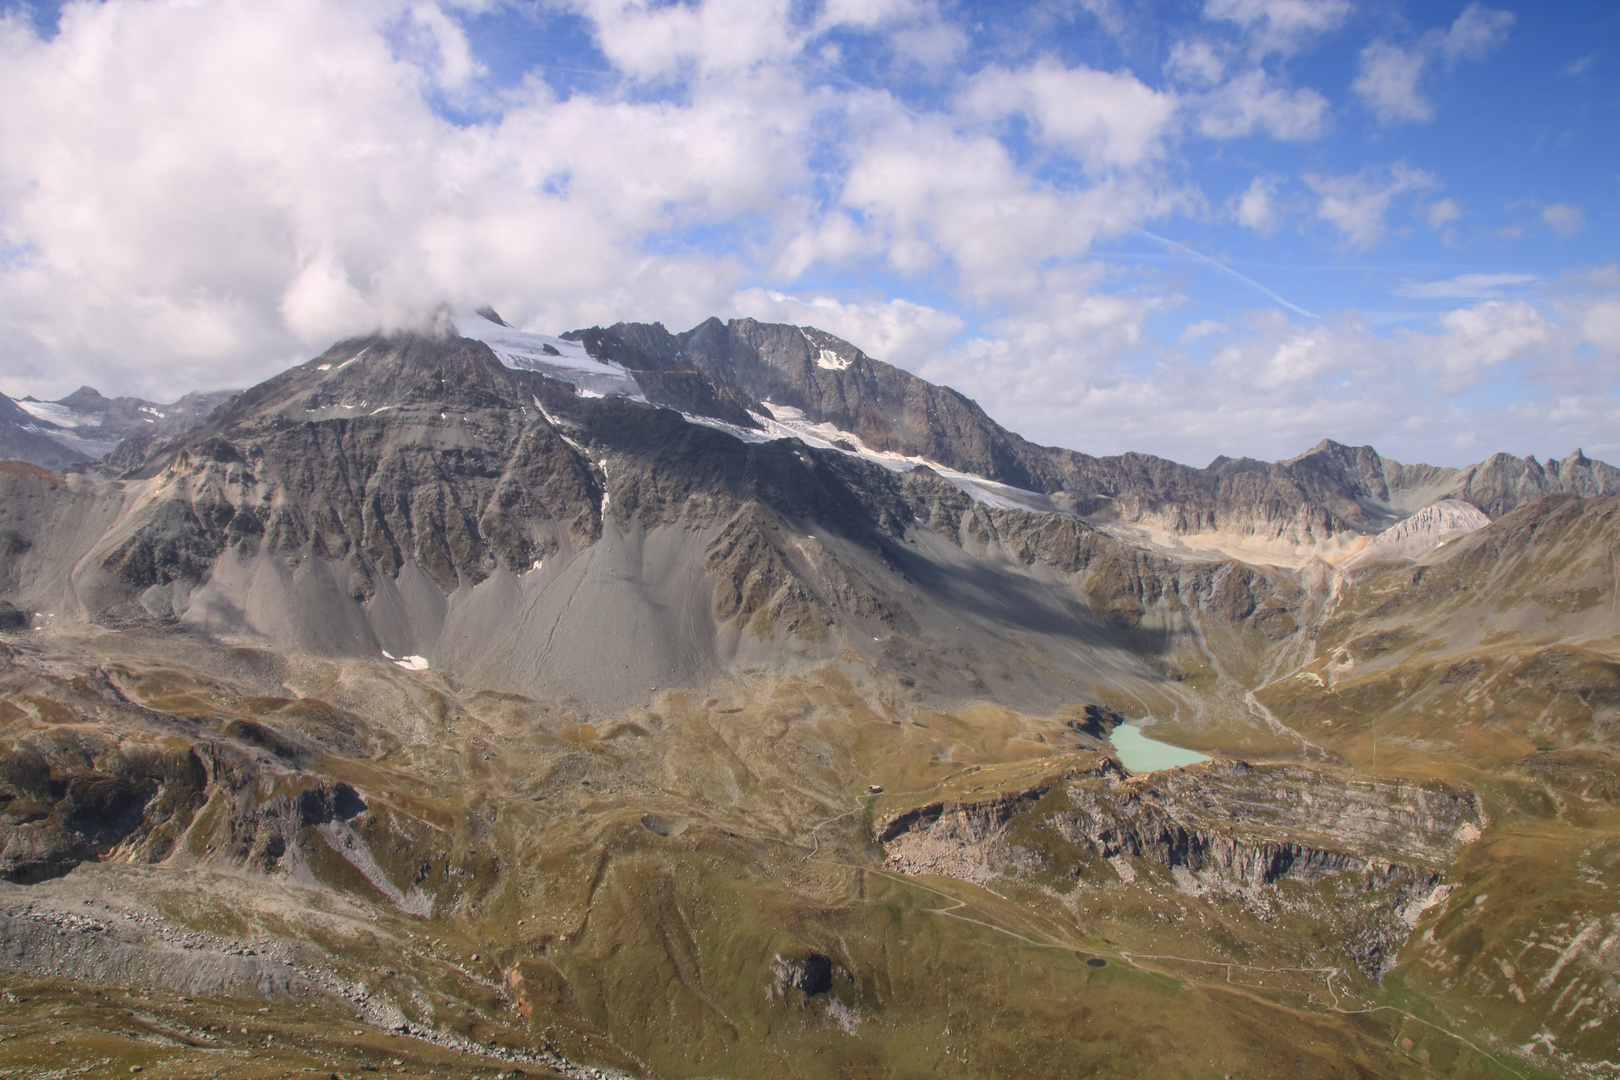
<box><xmin>877</xmin><ymin>758</ymin><xmax>1483</xmax><ymax>977</ymax></box>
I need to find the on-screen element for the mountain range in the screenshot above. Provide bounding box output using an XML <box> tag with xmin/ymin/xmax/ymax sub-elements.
<box><xmin>0</xmin><ymin>308</ymin><xmax>1615</xmax><ymax>1079</ymax></box>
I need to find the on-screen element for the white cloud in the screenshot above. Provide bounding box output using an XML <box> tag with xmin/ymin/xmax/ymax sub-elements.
<box><xmin>577</xmin><ymin>0</ymin><xmax>803</xmax><ymax>80</ymax></box>
<box><xmin>1074</xmin><ymin>0</ymin><xmax>1128</xmax><ymax>40</ymax></box>
<box><xmin>1543</xmin><ymin>203</ymin><xmax>1586</xmax><ymax>238</ymax></box>
<box><xmin>1426</xmin><ymin>197</ymin><xmax>1461</xmax><ymax>229</ymax></box>
<box><xmin>1166</xmin><ymin>40</ymin><xmax>1227</xmax><ymax>88</ymax></box>
<box><xmin>1582</xmin><ymin>301</ymin><xmax>1620</xmax><ymax>355</ymax></box>
<box><xmin>401</xmin><ymin>3</ymin><xmax>485</xmax><ymax>91</ymax></box>
<box><xmin>910</xmin><ymin>265</ymin><xmax>1167</xmax><ymax>443</ymax></box>
<box><xmin>0</xmin><ymin>0</ymin><xmax>1611</xmax><ymax>475</ymax></box>
<box><xmin>960</xmin><ymin>60</ymin><xmax>1176</xmax><ymax>172</ymax></box>
<box><xmin>0</xmin><ymin>0</ymin><xmax>830</xmax><ymax>398</ymax></box>
<box><xmin>817</xmin><ymin>0</ymin><xmax>928</xmax><ymax>30</ymax></box>
<box><xmin>1180</xmin><ymin>319</ymin><xmax>1228</xmax><ymax>343</ymax></box>
<box><xmin>1394</xmin><ymin>272</ymin><xmax>1537</xmax><ymax>300</ymax></box>
<box><xmin>1438</xmin><ymin>3</ymin><xmax>1514</xmax><ymax>68</ymax></box>
<box><xmin>1353</xmin><ymin>5</ymin><xmax>1513</xmax><ymax>125</ymax></box>
<box><xmin>1229</xmin><ymin>174</ymin><xmax>1282</xmax><ymax>236</ymax></box>
<box><xmin>1204</xmin><ymin>315</ymin><xmax>1373</xmax><ymax>390</ymax></box>
<box><xmin>1203</xmin><ymin>0</ymin><xmax>1352</xmax><ymax>57</ymax></box>
<box><xmin>1194</xmin><ymin>68</ymin><xmax>1329</xmax><ymax>140</ymax></box>
<box><xmin>730</xmin><ymin>289</ymin><xmax>963</xmax><ymax>370</ymax></box>
<box><xmin>891</xmin><ymin>21</ymin><xmax>970</xmax><ymax>68</ymax></box>
<box><xmin>835</xmin><ymin>97</ymin><xmax>1186</xmax><ymax>300</ymax></box>
<box><xmin>816</xmin><ymin>0</ymin><xmax>966</xmax><ymax>67</ymax></box>
<box><xmin>1436</xmin><ymin>299</ymin><xmax>1551</xmax><ymax>376</ymax></box>
<box><xmin>1304</xmin><ymin>164</ymin><xmax>1439</xmax><ymax>250</ymax></box>
<box><xmin>1352</xmin><ymin>40</ymin><xmax>1432</xmax><ymax>123</ymax></box>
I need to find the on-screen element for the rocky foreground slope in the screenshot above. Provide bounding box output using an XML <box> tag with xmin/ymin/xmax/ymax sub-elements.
<box><xmin>0</xmin><ymin>317</ymin><xmax>1614</xmax><ymax>1078</ymax></box>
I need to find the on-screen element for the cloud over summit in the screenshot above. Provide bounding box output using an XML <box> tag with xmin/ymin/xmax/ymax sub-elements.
<box><xmin>0</xmin><ymin>0</ymin><xmax>1612</xmax><ymax>468</ymax></box>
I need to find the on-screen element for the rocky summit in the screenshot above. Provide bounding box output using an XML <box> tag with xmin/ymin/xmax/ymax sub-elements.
<box><xmin>0</xmin><ymin>310</ymin><xmax>1616</xmax><ymax>1079</ymax></box>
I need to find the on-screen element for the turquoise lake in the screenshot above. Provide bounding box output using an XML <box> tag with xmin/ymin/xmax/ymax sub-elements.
<box><xmin>1107</xmin><ymin>723</ymin><xmax>1211</xmax><ymax>773</ymax></box>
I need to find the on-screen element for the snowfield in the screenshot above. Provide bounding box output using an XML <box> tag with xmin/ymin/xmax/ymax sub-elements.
<box><xmin>454</xmin><ymin>309</ymin><xmax>645</xmax><ymax>401</ymax></box>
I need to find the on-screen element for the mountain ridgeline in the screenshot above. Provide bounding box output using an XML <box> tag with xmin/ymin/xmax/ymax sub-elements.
<box><xmin>0</xmin><ymin>311</ymin><xmax>1618</xmax><ymax>1079</ymax></box>
<box><xmin>565</xmin><ymin>315</ymin><xmax>1620</xmax><ymax>540</ymax></box>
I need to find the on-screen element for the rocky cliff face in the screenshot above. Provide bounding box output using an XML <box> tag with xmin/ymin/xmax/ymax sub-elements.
<box><xmin>1341</xmin><ymin>498</ymin><xmax>1491</xmax><ymax>570</ymax></box>
<box><xmin>0</xmin><ymin>328</ymin><xmax>1323</xmax><ymax>719</ymax></box>
<box><xmin>564</xmin><ymin>316</ymin><xmax>1619</xmax><ymax>553</ymax></box>
<box><xmin>876</xmin><ymin>757</ymin><xmax>1482</xmax><ymax>978</ymax></box>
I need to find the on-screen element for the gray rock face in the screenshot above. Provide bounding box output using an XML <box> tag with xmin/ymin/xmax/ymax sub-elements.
<box><xmin>0</xmin><ymin>319</ymin><xmax>1610</xmax><ymax>718</ymax></box>
<box><xmin>876</xmin><ymin>758</ymin><xmax>1482</xmax><ymax>977</ymax></box>
<box><xmin>0</xmin><ymin>328</ymin><xmax>1329</xmax><ymax>718</ymax></box>
<box><xmin>1342</xmin><ymin>498</ymin><xmax>1491</xmax><ymax>570</ymax></box>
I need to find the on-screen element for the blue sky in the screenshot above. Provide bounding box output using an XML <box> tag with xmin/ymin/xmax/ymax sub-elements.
<box><xmin>0</xmin><ymin>0</ymin><xmax>1615</xmax><ymax>468</ymax></box>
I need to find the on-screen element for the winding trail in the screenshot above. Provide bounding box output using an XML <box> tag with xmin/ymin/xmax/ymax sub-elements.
<box><xmin>869</xmin><ymin>864</ymin><xmax>1529</xmax><ymax>1078</ymax></box>
<box><xmin>799</xmin><ymin>764</ymin><xmax>1530</xmax><ymax>1080</ymax></box>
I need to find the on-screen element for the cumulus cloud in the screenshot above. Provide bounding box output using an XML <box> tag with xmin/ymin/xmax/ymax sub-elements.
<box><xmin>1166</xmin><ymin>39</ymin><xmax>1227</xmax><ymax>87</ymax></box>
<box><xmin>729</xmin><ymin>288</ymin><xmax>964</xmax><ymax>370</ymax></box>
<box><xmin>960</xmin><ymin>60</ymin><xmax>1176</xmax><ymax>172</ymax></box>
<box><xmin>0</xmin><ymin>0</ymin><xmax>1612</xmax><ymax>472</ymax></box>
<box><xmin>1229</xmin><ymin>175</ymin><xmax>1282</xmax><ymax>236</ymax></box>
<box><xmin>1437</xmin><ymin>3</ymin><xmax>1515</xmax><ymax>68</ymax></box>
<box><xmin>0</xmin><ymin>1</ymin><xmax>1216</xmax><ymax>401</ymax></box>
<box><xmin>910</xmin><ymin>265</ymin><xmax>1168</xmax><ymax>447</ymax></box>
<box><xmin>1304</xmin><ymin>164</ymin><xmax>1439</xmax><ymax>250</ymax></box>
<box><xmin>835</xmin><ymin>100</ymin><xmax>1186</xmax><ymax>300</ymax></box>
<box><xmin>577</xmin><ymin>0</ymin><xmax>804</xmax><ymax>80</ymax></box>
<box><xmin>1352</xmin><ymin>41</ymin><xmax>1432</xmax><ymax>123</ymax></box>
<box><xmin>1353</xmin><ymin>4</ymin><xmax>1513</xmax><ymax>124</ymax></box>
<box><xmin>924</xmin><ymin>272</ymin><xmax>1620</xmax><ymax>466</ymax></box>
<box><xmin>1202</xmin><ymin>0</ymin><xmax>1352</xmax><ymax>58</ymax></box>
<box><xmin>0</xmin><ymin>0</ymin><xmax>824</xmax><ymax>397</ymax></box>
<box><xmin>1435</xmin><ymin>299</ymin><xmax>1551</xmax><ymax>377</ymax></box>
<box><xmin>399</xmin><ymin>2</ymin><xmax>486</xmax><ymax>92</ymax></box>
<box><xmin>1192</xmin><ymin>68</ymin><xmax>1329</xmax><ymax>140</ymax></box>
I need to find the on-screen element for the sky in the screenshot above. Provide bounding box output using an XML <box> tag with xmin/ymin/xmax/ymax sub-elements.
<box><xmin>0</xmin><ymin>0</ymin><xmax>1615</xmax><ymax>469</ymax></box>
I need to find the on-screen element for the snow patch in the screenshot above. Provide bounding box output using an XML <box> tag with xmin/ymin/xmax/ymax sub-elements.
<box><xmin>393</xmin><ymin>655</ymin><xmax>430</xmax><ymax>671</ymax></box>
<box><xmin>815</xmin><ymin>348</ymin><xmax>851</xmax><ymax>371</ymax></box>
<box><xmin>15</xmin><ymin>400</ymin><xmax>96</xmax><ymax>428</ymax></box>
<box><xmin>316</xmin><ymin>363</ymin><xmax>332</xmax><ymax>371</ymax></box>
<box><xmin>452</xmin><ymin>307</ymin><xmax>645</xmax><ymax>401</ymax></box>
<box><xmin>681</xmin><ymin>401</ymin><xmax>1061</xmax><ymax>514</ymax></box>
<box><xmin>334</xmin><ymin>347</ymin><xmax>369</xmax><ymax>372</ymax></box>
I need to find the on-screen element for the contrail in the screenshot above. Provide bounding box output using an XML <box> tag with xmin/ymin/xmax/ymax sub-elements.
<box><xmin>1137</xmin><ymin>229</ymin><xmax>1319</xmax><ymax>320</ymax></box>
